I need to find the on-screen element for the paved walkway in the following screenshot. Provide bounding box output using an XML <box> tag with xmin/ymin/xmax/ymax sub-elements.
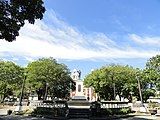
<box><xmin>0</xmin><ymin>115</ymin><xmax>159</xmax><ymax>120</ymax></box>
<box><xmin>0</xmin><ymin>106</ymin><xmax>31</xmax><ymax>116</ymax></box>
<box><xmin>0</xmin><ymin>106</ymin><xmax>16</xmax><ymax>115</ymax></box>
<box><xmin>0</xmin><ymin>115</ymin><xmax>51</xmax><ymax>120</ymax></box>
<box><xmin>119</xmin><ymin>115</ymin><xmax>159</xmax><ymax>120</ymax></box>
<box><xmin>1</xmin><ymin>106</ymin><xmax>160</xmax><ymax>120</ymax></box>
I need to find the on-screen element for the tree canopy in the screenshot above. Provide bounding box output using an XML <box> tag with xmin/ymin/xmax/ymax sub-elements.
<box><xmin>84</xmin><ymin>65</ymin><xmax>139</xmax><ymax>101</ymax></box>
<box><xmin>0</xmin><ymin>0</ymin><xmax>45</xmax><ymax>42</ymax></box>
<box><xmin>0</xmin><ymin>61</ymin><xmax>24</xmax><ymax>102</ymax></box>
<box><xmin>26</xmin><ymin>57</ymin><xmax>74</xmax><ymax>100</ymax></box>
<box><xmin>85</xmin><ymin>64</ymin><xmax>155</xmax><ymax>102</ymax></box>
<box><xmin>145</xmin><ymin>55</ymin><xmax>160</xmax><ymax>91</ymax></box>
<box><xmin>0</xmin><ymin>55</ymin><xmax>160</xmax><ymax>102</ymax></box>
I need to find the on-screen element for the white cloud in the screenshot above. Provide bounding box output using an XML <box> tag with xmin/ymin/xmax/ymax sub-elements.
<box><xmin>0</xmin><ymin>10</ymin><xmax>159</xmax><ymax>62</ymax></box>
<box><xmin>129</xmin><ymin>34</ymin><xmax>160</xmax><ymax>46</ymax></box>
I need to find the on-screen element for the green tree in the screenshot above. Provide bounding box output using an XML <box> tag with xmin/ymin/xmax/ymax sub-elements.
<box><xmin>26</xmin><ymin>57</ymin><xmax>74</xmax><ymax>100</ymax></box>
<box><xmin>0</xmin><ymin>0</ymin><xmax>45</xmax><ymax>42</ymax></box>
<box><xmin>0</xmin><ymin>61</ymin><xmax>24</xmax><ymax>102</ymax></box>
<box><xmin>84</xmin><ymin>65</ymin><xmax>139</xmax><ymax>101</ymax></box>
<box><xmin>145</xmin><ymin>55</ymin><xmax>160</xmax><ymax>91</ymax></box>
<box><xmin>139</xmin><ymin>69</ymin><xmax>156</xmax><ymax>102</ymax></box>
<box><xmin>140</xmin><ymin>55</ymin><xmax>160</xmax><ymax>99</ymax></box>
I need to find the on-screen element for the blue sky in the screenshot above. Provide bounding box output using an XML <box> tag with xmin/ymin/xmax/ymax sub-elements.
<box><xmin>0</xmin><ymin>0</ymin><xmax>160</xmax><ymax>78</ymax></box>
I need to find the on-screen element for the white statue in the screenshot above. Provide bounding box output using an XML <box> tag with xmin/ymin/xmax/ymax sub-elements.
<box><xmin>71</xmin><ymin>69</ymin><xmax>81</xmax><ymax>80</ymax></box>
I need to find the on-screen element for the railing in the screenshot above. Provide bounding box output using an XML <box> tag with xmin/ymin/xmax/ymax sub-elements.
<box><xmin>30</xmin><ymin>100</ymin><xmax>43</xmax><ymax>108</ymax></box>
<box><xmin>30</xmin><ymin>100</ymin><xmax>129</xmax><ymax>109</ymax></box>
<box><xmin>12</xmin><ymin>101</ymin><xmax>28</xmax><ymax>106</ymax></box>
<box><xmin>30</xmin><ymin>100</ymin><xmax>130</xmax><ymax>118</ymax></box>
<box><xmin>30</xmin><ymin>100</ymin><xmax>69</xmax><ymax>118</ymax></box>
<box><xmin>30</xmin><ymin>100</ymin><xmax>68</xmax><ymax>109</ymax></box>
<box><xmin>100</xmin><ymin>101</ymin><xmax>129</xmax><ymax>108</ymax></box>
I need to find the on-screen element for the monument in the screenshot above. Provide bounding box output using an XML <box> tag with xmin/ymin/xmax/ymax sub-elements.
<box><xmin>71</xmin><ymin>69</ymin><xmax>86</xmax><ymax>100</ymax></box>
<box><xmin>70</xmin><ymin>69</ymin><xmax>97</xmax><ymax>101</ymax></box>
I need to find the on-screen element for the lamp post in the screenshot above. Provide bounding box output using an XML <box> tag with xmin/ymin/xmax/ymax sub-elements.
<box><xmin>110</xmin><ymin>72</ymin><xmax>116</xmax><ymax>100</ymax></box>
<box><xmin>113</xmin><ymin>82</ymin><xmax>116</xmax><ymax>100</ymax></box>
<box><xmin>97</xmin><ymin>79</ymin><xmax>100</xmax><ymax>101</ymax></box>
<box><xmin>15</xmin><ymin>73</ymin><xmax>26</xmax><ymax>112</ymax></box>
<box><xmin>70</xmin><ymin>81</ymin><xmax>72</xmax><ymax>99</ymax></box>
<box><xmin>136</xmin><ymin>74</ymin><xmax>147</xmax><ymax>112</ymax></box>
<box><xmin>136</xmin><ymin>76</ymin><xmax>143</xmax><ymax>105</ymax></box>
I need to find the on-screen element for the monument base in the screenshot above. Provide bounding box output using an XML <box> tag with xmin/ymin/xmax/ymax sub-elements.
<box><xmin>72</xmin><ymin>95</ymin><xmax>87</xmax><ymax>101</ymax></box>
<box><xmin>68</xmin><ymin>95</ymin><xmax>90</xmax><ymax>108</ymax></box>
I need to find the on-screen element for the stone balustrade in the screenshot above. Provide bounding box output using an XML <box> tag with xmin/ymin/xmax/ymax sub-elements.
<box><xmin>100</xmin><ymin>101</ymin><xmax>129</xmax><ymax>108</ymax></box>
<box><xmin>29</xmin><ymin>100</ymin><xmax>68</xmax><ymax>109</ymax></box>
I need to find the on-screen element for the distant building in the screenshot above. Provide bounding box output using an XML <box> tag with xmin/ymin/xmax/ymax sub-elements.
<box><xmin>71</xmin><ymin>69</ymin><xmax>97</xmax><ymax>101</ymax></box>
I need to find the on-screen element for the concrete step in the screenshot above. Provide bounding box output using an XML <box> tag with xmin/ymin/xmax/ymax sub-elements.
<box><xmin>68</xmin><ymin>108</ymin><xmax>90</xmax><ymax>118</ymax></box>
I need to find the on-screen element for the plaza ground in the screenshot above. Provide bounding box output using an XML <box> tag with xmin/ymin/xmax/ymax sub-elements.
<box><xmin>1</xmin><ymin>105</ymin><xmax>160</xmax><ymax>120</ymax></box>
<box><xmin>0</xmin><ymin>115</ymin><xmax>160</xmax><ymax>120</ymax></box>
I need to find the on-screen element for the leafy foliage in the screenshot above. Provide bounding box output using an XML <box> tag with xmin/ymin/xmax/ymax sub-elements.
<box><xmin>26</xmin><ymin>57</ymin><xmax>74</xmax><ymax>100</ymax></box>
<box><xmin>84</xmin><ymin>63</ymin><xmax>158</xmax><ymax>102</ymax></box>
<box><xmin>84</xmin><ymin>65</ymin><xmax>138</xmax><ymax>101</ymax></box>
<box><xmin>0</xmin><ymin>0</ymin><xmax>45</xmax><ymax>42</ymax></box>
<box><xmin>0</xmin><ymin>61</ymin><xmax>24</xmax><ymax>102</ymax></box>
<box><xmin>145</xmin><ymin>55</ymin><xmax>160</xmax><ymax>91</ymax></box>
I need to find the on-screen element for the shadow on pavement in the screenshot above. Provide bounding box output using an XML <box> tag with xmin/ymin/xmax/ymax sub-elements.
<box><xmin>0</xmin><ymin>115</ymin><xmax>158</xmax><ymax>120</ymax></box>
<box><xmin>0</xmin><ymin>115</ymin><xmax>51</xmax><ymax>120</ymax></box>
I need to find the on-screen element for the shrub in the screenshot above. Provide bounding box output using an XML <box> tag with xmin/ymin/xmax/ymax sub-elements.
<box><xmin>31</xmin><ymin>107</ymin><xmax>68</xmax><ymax>118</ymax></box>
<box><xmin>99</xmin><ymin>107</ymin><xmax>131</xmax><ymax>116</ymax></box>
<box><xmin>148</xmin><ymin>102</ymin><xmax>159</xmax><ymax>109</ymax></box>
<box><xmin>120</xmin><ymin>108</ymin><xmax>131</xmax><ymax>114</ymax></box>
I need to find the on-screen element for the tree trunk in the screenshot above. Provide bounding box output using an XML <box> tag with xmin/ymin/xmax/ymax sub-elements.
<box><xmin>0</xmin><ymin>95</ymin><xmax>2</xmax><ymax>102</ymax></box>
<box><xmin>119</xmin><ymin>95</ymin><xmax>122</xmax><ymax>101</ymax></box>
<box><xmin>38</xmin><ymin>94</ymin><xmax>42</xmax><ymax>100</ymax></box>
<box><xmin>128</xmin><ymin>94</ymin><xmax>132</xmax><ymax>102</ymax></box>
<box><xmin>1</xmin><ymin>94</ymin><xmax>6</xmax><ymax>103</ymax></box>
<box><xmin>36</xmin><ymin>88</ymin><xmax>45</xmax><ymax>100</ymax></box>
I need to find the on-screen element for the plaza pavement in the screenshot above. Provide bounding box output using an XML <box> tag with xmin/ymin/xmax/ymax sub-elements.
<box><xmin>0</xmin><ymin>115</ymin><xmax>160</xmax><ymax>120</ymax></box>
<box><xmin>1</xmin><ymin>106</ymin><xmax>160</xmax><ymax>120</ymax></box>
<box><xmin>0</xmin><ymin>106</ymin><xmax>15</xmax><ymax>116</ymax></box>
<box><xmin>0</xmin><ymin>115</ymin><xmax>51</xmax><ymax>120</ymax></box>
<box><xmin>119</xmin><ymin>115</ymin><xmax>160</xmax><ymax>120</ymax></box>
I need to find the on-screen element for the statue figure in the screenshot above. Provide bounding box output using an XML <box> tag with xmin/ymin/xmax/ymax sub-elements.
<box><xmin>77</xmin><ymin>70</ymin><xmax>81</xmax><ymax>79</ymax></box>
<box><xmin>71</xmin><ymin>69</ymin><xmax>81</xmax><ymax>80</ymax></box>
